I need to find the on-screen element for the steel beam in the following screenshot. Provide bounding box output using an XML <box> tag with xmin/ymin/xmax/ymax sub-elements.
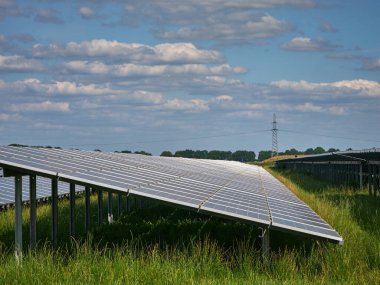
<box><xmin>15</xmin><ymin>175</ymin><xmax>23</xmax><ymax>260</ymax></box>
<box><xmin>51</xmin><ymin>178</ymin><xmax>58</xmax><ymax>248</ymax></box>
<box><xmin>359</xmin><ymin>164</ymin><xmax>363</xmax><ymax>189</ymax></box>
<box><xmin>29</xmin><ymin>175</ymin><xmax>37</xmax><ymax>249</ymax></box>
<box><xmin>85</xmin><ymin>186</ymin><xmax>91</xmax><ymax>232</ymax></box>
<box><xmin>108</xmin><ymin>191</ymin><xmax>113</xmax><ymax>224</ymax></box>
<box><xmin>97</xmin><ymin>189</ymin><xmax>103</xmax><ymax>225</ymax></box>
<box><xmin>259</xmin><ymin>226</ymin><xmax>270</xmax><ymax>261</ymax></box>
<box><xmin>69</xmin><ymin>183</ymin><xmax>75</xmax><ymax>238</ymax></box>
<box><xmin>117</xmin><ymin>193</ymin><xmax>122</xmax><ymax>217</ymax></box>
<box><xmin>126</xmin><ymin>194</ymin><xmax>130</xmax><ymax>212</ymax></box>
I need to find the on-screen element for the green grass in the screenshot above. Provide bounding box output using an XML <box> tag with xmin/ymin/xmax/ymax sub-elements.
<box><xmin>0</xmin><ymin>169</ymin><xmax>380</xmax><ymax>284</ymax></box>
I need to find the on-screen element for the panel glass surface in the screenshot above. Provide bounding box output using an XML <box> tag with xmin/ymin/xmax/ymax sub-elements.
<box><xmin>0</xmin><ymin>146</ymin><xmax>343</xmax><ymax>243</ymax></box>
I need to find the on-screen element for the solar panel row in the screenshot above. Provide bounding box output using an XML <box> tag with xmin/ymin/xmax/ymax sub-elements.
<box><xmin>0</xmin><ymin>168</ymin><xmax>84</xmax><ymax>208</ymax></box>
<box><xmin>0</xmin><ymin>146</ymin><xmax>343</xmax><ymax>243</ymax></box>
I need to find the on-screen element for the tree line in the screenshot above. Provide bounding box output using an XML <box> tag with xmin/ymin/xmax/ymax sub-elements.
<box><xmin>257</xmin><ymin>146</ymin><xmax>344</xmax><ymax>161</ymax></box>
<box><xmin>160</xmin><ymin>150</ymin><xmax>256</xmax><ymax>162</ymax></box>
<box><xmin>9</xmin><ymin>144</ymin><xmax>349</xmax><ymax>162</ymax></box>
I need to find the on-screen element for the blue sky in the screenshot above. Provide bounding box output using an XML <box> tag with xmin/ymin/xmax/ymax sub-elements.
<box><xmin>0</xmin><ymin>0</ymin><xmax>379</xmax><ymax>155</ymax></box>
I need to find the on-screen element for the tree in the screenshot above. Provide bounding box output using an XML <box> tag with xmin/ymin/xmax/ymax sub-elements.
<box><xmin>115</xmin><ymin>150</ymin><xmax>132</xmax><ymax>153</ymax></box>
<box><xmin>160</xmin><ymin>151</ymin><xmax>173</xmax><ymax>157</ymax></box>
<box><xmin>327</xmin><ymin>148</ymin><xmax>340</xmax><ymax>153</ymax></box>
<box><xmin>232</xmin><ymin>150</ymin><xmax>256</xmax><ymax>162</ymax></box>
<box><xmin>313</xmin><ymin>146</ymin><xmax>325</xmax><ymax>154</ymax></box>
<box><xmin>194</xmin><ymin>150</ymin><xmax>208</xmax><ymax>159</ymax></box>
<box><xmin>304</xmin><ymin>148</ymin><xmax>314</xmax><ymax>155</ymax></box>
<box><xmin>134</xmin><ymin>151</ymin><xmax>152</xmax><ymax>156</ymax></box>
<box><xmin>174</xmin><ymin>149</ymin><xmax>195</xmax><ymax>158</ymax></box>
<box><xmin>208</xmin><ymin>150</ymin><xmax>232</xmax><ymax>160</ymax></box>
<box><xmin>284</xmin><ymin>148</ymin><xmax>301</xmax><ymax>155</ymax></box>
<box><xmin>258</xmin><ymin>150</ymin><xmax>272</xmax><ymax>161</ymax></box>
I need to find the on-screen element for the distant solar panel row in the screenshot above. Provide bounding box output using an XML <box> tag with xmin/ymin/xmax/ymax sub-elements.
<box><xmin>0</xmin><ymin>168</ymin><xmax>84</xmax><ymax>208</ymax></box>
<box><xmin>0</xmin><ymin>146</ymin><xmax>343</xmax><ymax>243</ymax></box>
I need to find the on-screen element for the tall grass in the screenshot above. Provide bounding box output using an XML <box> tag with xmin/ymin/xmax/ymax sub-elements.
<box><xmin>0</xmin><ymin>168</ymin><xmax>379</xmax><ymax>284</ymax></box>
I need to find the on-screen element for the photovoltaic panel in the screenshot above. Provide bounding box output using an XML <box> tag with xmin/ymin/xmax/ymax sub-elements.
<box><xmin>0</xmin><ymin>146</ymin><xmax>343</xmax><ymax>243</ymax></box>
<box><xmin>0</xmin><ymin>168</ymin><xmax>84</xmax><ymax>208</ymax></box>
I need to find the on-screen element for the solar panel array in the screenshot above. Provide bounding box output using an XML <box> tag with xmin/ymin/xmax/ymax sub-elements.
<box><xmin>0</xmin><ymin>168</ymin><xmax>84</xmax><ymax>208</ymax></box>
<box><xmin>0</xmin><ymin>146</ymin><xmax>343</xmax><ymax>243</ymax></box>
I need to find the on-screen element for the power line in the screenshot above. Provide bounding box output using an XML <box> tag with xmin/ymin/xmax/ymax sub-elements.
<box><xmin>280</xmin><ymin>129</ymin><xmax>380</xmax><ymax>144</ymax></box>
<box><xmin>60</xmin><ymin>129</ymin><xmax>272</xmax><ymax>148</ymax></box>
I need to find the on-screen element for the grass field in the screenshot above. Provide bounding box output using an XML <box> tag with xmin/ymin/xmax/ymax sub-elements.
<box><xmin>0</xmin><ymin>167</ymin><xmax>379</xmax><ymax>284</ymax></box>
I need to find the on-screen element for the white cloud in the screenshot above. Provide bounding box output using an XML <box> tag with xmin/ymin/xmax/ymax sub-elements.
<box><xmin>120</xmin><ymin>1</ymin><xmax>315</xmax><ymax>44</ymax></box>
<box><xmin>319</xmin><ymin>21</ymin><xmax>337</xmax><ymax>33</ymax></box>
<box><xmin>0</xmin><ymin>113</ymin><xmax>20</xmax><ymax>121</ymax></box>
<box><xmin>0</xmin><ymin>55</ymin><xmax>43</xmax><ymax>72</ymax></box>
<box><xmin>162</xmin><ymin>99</ymin><xmax>209</xmax><ymax>112</ymax></box>
<box><xmin>157</xmin><ymin>13</ymin><xmax>291</xmax><ymax>42</ymax></box>
<box><xmin>361</xmin><ymin>58</ymin><xmax>380</xmax><ymax>71</ymax></box>
<box><xmin>281</xmin><ymin>37</ymin><xmax>338</xmax><ymax>52</ymax></box>
<box><xmin>328</xmin><ymin>106</ymin><xmax>346</xmax><ymax>115</ymax></box>
<box><xmin>32</xmin><ymin>40</ymin><xmax>223</xmax><ymax>64</ymax></box>
<box><xmin>79</xmin><ymin>6</ymin><xmax>95</xmax><ymax>18</ymax></box>
<box><xmin>128</xmin><ymin>90</ymin><xmax>165</xmax><ymax>104</ymax></box>
<box><xmin>34</xmin><ymin>9</ymin><xmax>64</xmax><ymax>24</ymax></box>
<box><xmin>226</xmin><ymin>110</ymin><xmax>262</xmax><ymax>119</ymax></box>
<box><xmin>210</xmin><ymin>95</ymin><xmax>233</xmax><ymax>103</ymax></box>
<box><xmin>64</xmin><ymin>60</ymin><xmax>246</xmax><ymax>77</ymax></box>
<box><xmin>11</xmin><ymin>101</ymin><xmax>70</xmax><ymax>112</ymax></box>
<box><xmin>271</xmin><ymin>79</ymin><xmax>380</xmax><ymax>97</ymax></box>
<box><xmin>294</xmin><ymin>102</ymin><xmax>323</xmax><ymax>112</ymax></box>
<box><xmin>46</xmin><ymin>81</ymin><xmax>120</xmax><ymax>95</ymax></box>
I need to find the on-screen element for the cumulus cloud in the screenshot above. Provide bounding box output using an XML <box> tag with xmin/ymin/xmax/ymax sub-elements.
<box><xmin>32</xmin><ymin>40</ymin><xmax>223</xmax><ymax>64</ymax></box>
<box><xmin>157</xmin><ymin>13</ymin><xmax>292</xmax><ymax>43</ymax></box>
<box><xmin>0</xmin><ymin>0</ymin><xmax>26</xmax><ymax>21</ymax></box>
<box><xmin>271</xmin><ymin>79</ymin><xmax>380</xmax><ymax>97</ymax></box>
<box><xmin>319</xmin><ymin>21</ymin><xmax>337</xmax><ymax>33</ymax></box>
<box><xmin>11</xmin><ymin>101</ymin><xmax>70</xmax><ymax>112</ymax></box>
<box><xmin>46</xmin><ymin>81</ymin><xmax>121</xmax><ymax>96</ymax></box>
<box><xmin>128</xmin><ymin>90</ymin><xmax>165</xmax><ymax>104</ymax></box>
<box><xmin>119</xmin><ymin>1</ymin><xmax>314</xmax><ymax>44</ymax></box>
<box><xmin>79</xmin><ymin>6</ymin><xmax>95</xmax><ymax>19</ymax></box>
<box><xmin>0</xmin><ymin>55</ymin><xmax>43</xmax><ymax>72</ymax></box>
<box><xmin>64</xmin><ymin>60</ymin><xmax>246</xmax><ymax>77</ymax></box>
<box><xmin>163</xmin><ymin>99</ymin><xmax>209</xmax><ymax>112</ymax></box>
<box><xmin>34</xmin><ymin>9</ymin><xmax>64</xmax><ymax>24</ymax></box>
<box><xmin>0</xmin><ymin>113</ymin><xmax>20</xmax><ymax>121</ymax></box>
<box><xmin>281</xmin><ymin>37</ymin><xmax>338</xmax><ymax>52</ymax></box>
<box><xmin>226</xmin><ymin>110</ymin><xmax>262</xmax><ymax>119</ymax></box>
<box><xmin>361</xmin><ymin>58</ymin><xmax>380</xmax><ymax>71</ymax></box>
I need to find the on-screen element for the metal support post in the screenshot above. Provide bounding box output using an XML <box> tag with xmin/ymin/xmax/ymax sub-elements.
<box><xmin>369</xmin><ymin>164</ymin><xmax>373</xmax><ymax>195</ymax></box>
<box><xmin>51</xmin><ymin>178</ymin><xmax>58</xmax><ymax>248</ymax></box>
<box><xmin>117</xmin><ymin>193</ymin><xmax>122</xmax><ymax>217</ymax></box>
<box><xmin>69</xmin><ymin>183</ymin><xmax>75</xmax><ymax>238</ymax></box>
<box><xmin>359</xmin><ymin>163</ymin><xmax>363</xmax><ymax>189</ymax></box>
<box><xmin>375</xmin><ymin>165</ymin><xmax>379</xmax><ymax>197</ymax></box>
<box><xmin>97</xmin><ymin>189</ymin><xmax>103</xmax><ymax>225</ymax></box>
<box><xmin>15</xmin><ymin>175</ymin><xmax>23</xmax><ymax>261</ymax></box>
<box><xmin>29</xmin><ymin>175</ymin><xmax>37</xmax><ymax>249</ymax></box>
<box><xmin>85</xmin><ymin>186</ymin><xmax>91</xmax><ymax>232</ymax></box>
<box><xmin>108</xmin><ymin>191</ymin><xmax>113</xmax><ymax>224</ymax></box>
<box><xmin>126</xmin><ymin>194</ymin><xmax>130</xmax><ymax>212</ymax></box>
<box><xmin>259</xmin><ymin>226</ymin><xmax>270</xmax><ymax>260</ymax></box>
